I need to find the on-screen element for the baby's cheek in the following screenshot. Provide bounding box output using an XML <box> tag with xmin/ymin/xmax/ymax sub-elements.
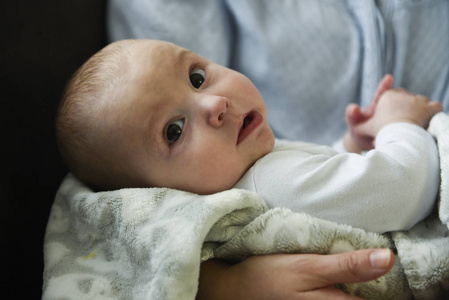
<box><xmin>208</xmin><ymin>166</ymin><xmax>244</xmax><ymax>194</ymax></box>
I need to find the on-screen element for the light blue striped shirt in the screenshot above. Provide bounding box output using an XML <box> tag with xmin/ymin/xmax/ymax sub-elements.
<box><xmin>108</xmin><ymin>0</ymin><xmax>449</xmax><ymax>145</ymax></box>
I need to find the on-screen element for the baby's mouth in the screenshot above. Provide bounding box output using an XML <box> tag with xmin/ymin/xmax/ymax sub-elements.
<box><xmin>237</xmin><ymin>111</ymin><xmax>263</xmax><ymax>144</ymax></box>
<box><xmin>242</xmin><ymin>114</ymin><xmax>253</xmax><ymax>130</ymax></box>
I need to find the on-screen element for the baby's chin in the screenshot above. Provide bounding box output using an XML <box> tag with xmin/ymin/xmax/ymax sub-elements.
<box><xmin>181</xmin><ymin>174</ymin><xmax>243</xmax><ymax>195</ymax></box>
<box><xmin>189</xmin><ymin>183</ymin><xmax>234</xmax><ymax>195</ymax></box>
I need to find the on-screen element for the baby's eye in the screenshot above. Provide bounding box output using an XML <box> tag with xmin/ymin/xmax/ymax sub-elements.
<box><xmin>190</xmin><ymin>68</ymin><xmax>206</xmax><ymax>89</ymax></box>
<box><xmin>166</xmin><ymin>119</ymin><xmax>184</xmax><ymax>144</ymax></box>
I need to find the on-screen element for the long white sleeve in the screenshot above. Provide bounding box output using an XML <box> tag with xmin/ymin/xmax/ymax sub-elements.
<box><xmin>235</xmin><ymin>123</ymin><xmax>440</xmax><ymax>233</ymax></box>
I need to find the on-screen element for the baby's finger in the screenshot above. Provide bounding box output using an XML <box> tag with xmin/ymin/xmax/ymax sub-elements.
<box><xmin>428</xmin><ymin>101</ymin><xmax>444</xmax><ymax>114</ymax></box>
<box><xmin>345</xmin><ymin>104</ymin><xmax>361</xmax><ymax>125</ymax></box>
<box><xmin>392</xmin><ymin>88</ymin><xmax>409</xmax><ymax>94</ymax></box>
<box><xmin>415</xmin><ymin>94</ymin><xmax>430</xmax><ymax>103</ymax></box>
<box><xmin>364</xmin><ymin>75</ymin><xmax>394</xmax><ymax>117</ymax></box>
<box><xmin>372</xmin><ymin>74</ymin><xmax>394</xmax><ymax>105</ymax></box>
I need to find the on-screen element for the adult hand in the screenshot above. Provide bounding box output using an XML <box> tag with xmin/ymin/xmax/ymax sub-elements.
<box><xmin>197</xmin><ymin>249</ymin><xmax>394</xmax><ymax>300</ymax></box>
<box><xmin>344</xmin><ymin>74</ymin><xmax>394</xmax><ymax>152</ymax></box>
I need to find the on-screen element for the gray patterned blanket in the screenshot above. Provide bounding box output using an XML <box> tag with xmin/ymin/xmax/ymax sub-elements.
<box><xmin>43</xmin><ymin>113</ymin><xmax>449</xmax><ymax>299</ymax></box>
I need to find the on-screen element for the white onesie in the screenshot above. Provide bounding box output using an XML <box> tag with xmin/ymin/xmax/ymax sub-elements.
<box><xmin>234</xmin><ymin>123</ymin><xmax>440</xmax><ymax>233</ymax></box>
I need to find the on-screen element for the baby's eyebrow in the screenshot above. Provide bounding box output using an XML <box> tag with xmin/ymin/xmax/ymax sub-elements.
<box><xmin>175</xmin><ymin>49</ymin><xmax>191</xmax><ymax>68</ymax></box>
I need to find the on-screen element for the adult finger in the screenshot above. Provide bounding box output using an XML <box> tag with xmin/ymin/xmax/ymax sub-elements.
<box><xmin>313</xmin><ymin>249</ymin><xmax>395</xmax><ymax>286</ymax></box>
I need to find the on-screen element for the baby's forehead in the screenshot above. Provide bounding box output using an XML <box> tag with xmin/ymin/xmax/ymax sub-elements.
<box><xmin>107</xmin><ymin>40</ymin><xmax>193</xmax><ymax>116</ymax></box>
<box><xmin>125</xmin><ymin>41</ymin><xmax>190</xmax><ymax>89</ymax></box>
<box><xmin>129</xmin><ymin>40</ymin><xmax>186</xmax><ymax>61</ymax></box>
<box><xmin>106</xmin><ymin>41</ymin><xmax>181</xmax><ymax>119</ymax></box>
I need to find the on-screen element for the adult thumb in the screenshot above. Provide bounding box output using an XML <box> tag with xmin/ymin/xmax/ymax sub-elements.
<box><xmin>320</xmin><ymin>249</ymin><xmax>395</xmax><ymax>285</ymax></box>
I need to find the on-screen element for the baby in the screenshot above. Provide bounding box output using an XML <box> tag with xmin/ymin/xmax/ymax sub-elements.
<box><xmin>56</xmin><ymin>39</ymin><xmax>442</xmax><ymax>233</ymax></box>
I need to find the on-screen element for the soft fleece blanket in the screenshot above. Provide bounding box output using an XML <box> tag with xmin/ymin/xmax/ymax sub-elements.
<box><xmin>43</xmin><ymin>113</ymin><xmax>449</xmax><ymax>300</ymax></box>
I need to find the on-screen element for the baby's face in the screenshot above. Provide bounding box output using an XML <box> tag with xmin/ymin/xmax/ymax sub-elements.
<box><xmin>112</xmin><ymin>40</ymin><xmax>274</xmax><ymax>194</ymax></box>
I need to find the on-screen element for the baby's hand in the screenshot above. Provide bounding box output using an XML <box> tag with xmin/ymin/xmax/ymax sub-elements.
<box><xmin>344</xmin><ymin>75</ymin><xmax>394</xmax><ymax>152</ymax></box>
<box><xmin>358</xmin><ymin>89</ymin><xmax>443</xmax><ymax>137</ymax></box>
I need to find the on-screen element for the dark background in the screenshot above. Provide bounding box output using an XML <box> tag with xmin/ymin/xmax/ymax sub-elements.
<box><xmin>1</xmin><ymin>1</ymin><xmax>107</xmax><ymax>298</ymax></box>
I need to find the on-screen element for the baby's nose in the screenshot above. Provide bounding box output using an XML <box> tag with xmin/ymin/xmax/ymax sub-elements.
<box><xmin>202</xmin><ymin>96</ymin><xmax>229</xmax><ymax>127</ymax></box>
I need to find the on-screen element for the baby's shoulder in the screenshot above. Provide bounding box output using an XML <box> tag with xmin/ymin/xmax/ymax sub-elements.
<box><xmin>272</xmin><ymin>138</ymin><xmax>336</xmax><ymax>155</ymax></box>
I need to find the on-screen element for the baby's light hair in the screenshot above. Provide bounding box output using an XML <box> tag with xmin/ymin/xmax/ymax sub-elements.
<box><xmin>56</xmin><ymin>41</ymin><xmax>132</xmax><ymax>191</ymax></box>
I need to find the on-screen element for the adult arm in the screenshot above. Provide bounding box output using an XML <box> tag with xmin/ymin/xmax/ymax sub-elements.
<box><xmin>197</xmin><ymin>249</ymin><xmax>394</xmax><ymax>300</ymax></box>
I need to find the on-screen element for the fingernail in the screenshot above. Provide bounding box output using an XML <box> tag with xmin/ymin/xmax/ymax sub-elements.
<box><xmin>370</xmin><ymin>249</ymin><xmax>391</xmax><ymax>270</ymax></box>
